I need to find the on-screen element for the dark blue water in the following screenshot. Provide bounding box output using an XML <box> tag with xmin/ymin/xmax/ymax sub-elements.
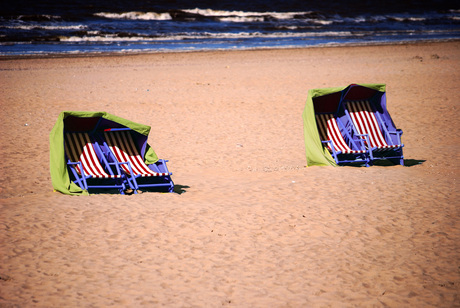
<box><xmin>1</xmin><ymin>0</ymin><xmax>459</xmax><ymax>56</ymax></box>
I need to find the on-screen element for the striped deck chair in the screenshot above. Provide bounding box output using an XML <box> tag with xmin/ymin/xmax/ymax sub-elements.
<box><xmin>102</xmin><ymin>129</ymin><xmax>174</xmax><ymax>192</ymax></box>
<box><xmin>64</xmin><ymin>132</ymin><xmax>129</xmax><ymax>194</ymax></box>
<box><xmin>316</xmin><ymin>113</ymin><xmax>370</xmax><ymax>166</ymax></box>
<box><xmin>346</xmin><ymin>100</ymin><xmax>404</xmax><ymax>165</ymax></box>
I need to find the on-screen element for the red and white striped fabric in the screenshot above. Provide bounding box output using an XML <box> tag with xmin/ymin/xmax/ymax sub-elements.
<box><xmin>64</xmin><ymin>132</ymin><xmax>121</xmax><ymax>178</ymax></box>
<box><xmin>104</xmin><ymin>130</ymin><xmax>169</xmax><ymax>177</ymax></box>
<box><xmin>316</xmin><ymin>113</ymin><xmax>365</xmax><ymax>154</ymax></box>
<box><xmin>347</xmin><ymin>100</ymin><xmax>399</xmax><ymax>150</ymax></box>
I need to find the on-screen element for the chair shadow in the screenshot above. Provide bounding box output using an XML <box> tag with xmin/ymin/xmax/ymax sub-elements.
<box><xmin>372</xmin><ymin>159</ymin><xmax>426</xmax><ymax>167</ymax></box>
<box><xmin>87</xmin><ymin>184</ymin><xmax>189</xmax><ymax>195</ymax></box>
<box><xmin>87</xmin><ymin>188</ymin><xmax>130</xmax><ymax>195</ymax></box>
<box><xmin>173</xmin><ymin>184</ymin><xmax>190</xmax><ymax>195</ymax></box>
<box><xmin>403</xmin><ymin>159</ymin><xmax>426</xmax><ymax>166</ymax></box>
<box><xmin>138</xmin><ymin>184</ymin><xmax>189</xmax><ymax>195</ymax></box>
<box><xmin>342</xmin><ymin>158</ymin><xmax>425</xmax><ymax>168</ymax></box>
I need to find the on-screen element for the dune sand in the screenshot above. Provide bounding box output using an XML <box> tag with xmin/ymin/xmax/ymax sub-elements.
<box><xmin>0</xmin><ymin>41</ymin><xmax>459</xmax><ymax>307</ymax></box>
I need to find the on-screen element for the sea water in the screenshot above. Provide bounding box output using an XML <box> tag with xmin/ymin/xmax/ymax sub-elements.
<box><xmin>1</xmin><ymin>0</ymin><xmax>459</xmax><ymax>56</ymax></box>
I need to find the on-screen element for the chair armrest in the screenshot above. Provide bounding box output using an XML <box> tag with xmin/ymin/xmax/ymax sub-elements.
<box><xmin>322</xmin><ymin>140</ymin><xmax>341</xmax><ymax>155</ymax></box>
<box><xmin>388</xmin><ymin>130</ymin><xmax>403</xmax><ymax>145</ymax></box>
<box><xmin>67</xmin><ymin>161</ymin><xmax>85</xmax><ymax>171</ymax></box>
<box><xmin>67</xmin><ymin>161</ymin><xmax>88</xmax><ymax>178</ymax></box>
<box><xmin>108</xmin><ymin>161</ymin><xmax>129</xmax><ymax>166</ymax></box>
<box><xmin>388</xmin><ymin>129</ymin><xmax>403</xmax><ymax>135</ymax></box>
<box><xmin>355</xmin><ymin>133</ymin><xmax>370</xmax><ymax>147</ymax></box>
<box><xmin>321</xmin><ymin>140</ymin><xmax>333</xmax><ymax>148</ymax></box>
<box><xmin>353</xmin><ymin>134</ymin><xmax>376</xmax><ymax>160</ymax></box>
<box><xmin>150</xmin><ymin>159</ymin><xmax>172</xmax><ymax>175</ymax></box>
<box><xmin>107</xmin><ymin>161</ymin><xmax>130</xmax><ymax>175</ymax></box>
<box><xmin>112</xmin><ymin>161</ymin><xmax>137</xmax><ymax>176</ymax></box>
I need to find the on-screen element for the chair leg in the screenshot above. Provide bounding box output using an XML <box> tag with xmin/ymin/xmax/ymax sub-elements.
<box><xmin>130</xmin><ymin>176</ymin><xmax>140</xmax><ymax>192</ymax></box>
<box><xmin>387</xmin><ymin>157</ymin><xmax>404</xmax><ymax>166</ymax></box>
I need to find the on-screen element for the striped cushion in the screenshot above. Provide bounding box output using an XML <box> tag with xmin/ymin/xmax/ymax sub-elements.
<box><xmin>104</xmin><ymin>130</ymin><xmax>170</xmax><ymax>177</ymax></box>
<box><xmin>316</xmin><ymin>113</ymin><xmax>365</xmax><ymax>154</ymax></box>
<box><xmin>64</xmin><ymin>132</ymin><xmax>121</xmax><ymax>178</ymax></box>
<box><xmin>347</xmin><ymin>100</ymin><xmax>400</xmax><ymax>150</ymax></box>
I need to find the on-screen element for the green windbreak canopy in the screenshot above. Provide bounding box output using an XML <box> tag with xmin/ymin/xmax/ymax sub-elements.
<box><xmin>302</xmin><ymin>84</ymin><xmax>386</xmax><ymax>167</ymax></box>
<box><xmin>49</xmin><ymin>111</ymin><xmax>159</xmax><ymax>195</ymax></box>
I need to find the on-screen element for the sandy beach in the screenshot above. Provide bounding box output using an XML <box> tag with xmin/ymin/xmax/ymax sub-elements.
<box><xmin>1</xmin><ymin>41</ymin><xmax>459</xmax><ymax>307</ymax></box>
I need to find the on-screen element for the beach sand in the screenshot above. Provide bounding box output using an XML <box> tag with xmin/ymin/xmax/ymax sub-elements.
<box><xmin>0</xmin><ymin>41</ymin><xmax>459</xmax><ymax>307</ymax></box>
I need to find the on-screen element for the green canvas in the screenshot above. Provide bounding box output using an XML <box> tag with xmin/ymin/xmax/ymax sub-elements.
<box><xmin>49</xmin><ymin>111</ymin><xmax>159</xmax><ymax>195</ymax></box>
<box><xmin>302</xmin><ymin>84</ymin><xmax>386</xmax><ymax>167</ymax></box>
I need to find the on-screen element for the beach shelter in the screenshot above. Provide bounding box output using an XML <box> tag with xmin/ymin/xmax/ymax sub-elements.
<box><xmin>50</xmin><ymin>111</ymin><xmax>166</xmax><ymax>195</ymax></box>
<box><xmin>303</xmin><ymin>84</ymin><xmax>403</xmax><ymax>166</ymax></box>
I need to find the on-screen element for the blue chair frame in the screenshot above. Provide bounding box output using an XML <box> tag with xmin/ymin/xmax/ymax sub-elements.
<box><xmin>64</xmin><ymin>132</ymin><xmax>133</xmax><ymax>194</ymax></box>
<box><xmin>315</xmin><ymin>113</ymin><xmax>371</xmax><ymax>167</ymax></box>
<box><xmin>344</xmin><ymin>100</ymin><xmax>404</xmax><ymax>165</ymax></box>
<box><xmin>97</xmin><ymin>128</ymin><xmax>174</xmax><ymax>193</ymax></box>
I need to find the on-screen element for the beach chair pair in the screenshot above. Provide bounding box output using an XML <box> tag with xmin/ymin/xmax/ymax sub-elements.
<box><xmin>64</xmin><ymin>129</ymin><xmax>174</xmax><ymax>194</ymax></box>
<box><xmin>316</xmin><ymin>99</ymin><xmax>404</xmax><ymax>166</ymax></box>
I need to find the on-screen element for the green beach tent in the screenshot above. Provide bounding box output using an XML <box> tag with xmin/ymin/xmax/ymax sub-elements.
<box><xmin>302</xmin><ymin>84</ymin><xmax>387</xmax><ymax>167</ymax></box>
<box><xmin>50</xmin><ymin>111</ymin><xmax>160</xmax><ymax>195</ymax></box>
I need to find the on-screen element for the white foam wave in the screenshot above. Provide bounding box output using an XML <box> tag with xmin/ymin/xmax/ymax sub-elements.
<box><xmin>343</xmin><ymin>14</ymin><xmax>431</xmax><ymax>24</ymax></box>
<box><xmin>0</xmin><ymin>24</ymin><xmax>87</xmax><ymax>30</ymax></box>
<box><xmin>308</xmin><ymin>19</ymin><xmax>334</xmax><ymax>25</ymax></box>
<box><xmin>60</xmin><ymin>35</ymin><xmax>148</xmax><ymax>42</ymax></box>
<box><xmin>94</xmin><ymin>11</ymin><xmax>172</xmax><ymax>20</ymax></box>
<box><xmin>58</xmin><ymin>31</ymin><xmax>358</xmax><ymax>43</ymax></box>
<box><xmin>184</xmin><ymin>8</ymin><xmax>309</xmax><ymax>19</ymax></box>
<box><xmin>17</xmin><ymin>14</ymin><xmax>61</xmax><ymax>20</ymax></box>
<box><xmin>94</xmin><ymin>8</ymin><xmax>316</xmax><ymax>22</ymax></box>
<box><xmin>389</xmin><ymin>16</ymin><xmax>426</xmax><ymax>22</ymax></box>
<box><xmin>219</xmin><ymin>16</ymin><xmax>265</xmax><ymax>23</ymax></box>
<box><xmin>90</xmin><ymin>8</ymin><xmax>451</xmax><ymax>25</ymax></box>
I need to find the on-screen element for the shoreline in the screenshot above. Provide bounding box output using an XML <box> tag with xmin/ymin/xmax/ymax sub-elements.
<box><xmin>1</xmin><ymin>38</ymin><xmax>459</xmax><ymax>61</ymax></box>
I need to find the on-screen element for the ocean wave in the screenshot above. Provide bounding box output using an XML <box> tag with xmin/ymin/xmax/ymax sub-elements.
<box><xmin>336</xmin><ymin>12</ymin><xmax>458</xmax><ymax>25</ymax></box>
<box><xmin>60</xmin><ymin>35</ymin><xmax>145</xmax><ymax>42</ymax></box>
<box><xmin>94</xmin><ymin>11</ymin><xmax>172</xmax><ymax>20</ymax></box>
<box><xmin>181</xmin><ymin>8</ymin><xmax>312</xmax><ymax>19</ymax></box>
<box><xmin>3</xmin><ymin>38</ymin><xmax>457</xmax><ymax>56</ymax></box>
<box><xmin>16</xmin><ymin>15</ymin><xmax>62</xmax><ymax>21</ymax></box>
<box><xmin>387</xmin><ymin>16</ymin><xmax>427</xmax><ymax>22</ymax></box>
<box><xmin>0</xmin><ymin>24</ymin><xmax>87</xmax><ymax>30</ymax></box>
<box><xmin>94</xmin><ymin>8</ymin><xmax>326</xmax><ymax>23</ymax></box>
<box><xmin>218</xmin><ymin>16</ymin><xmax>265</xmax><ymax>23</ymax></box>
<box><xmin>50</xmin><ymin>28</ymin><xmax>460</xmax><ymax>44</ymax></box>
<box><xmin>57</xmin><ymin>31</ymin><xmax>361</xmax><ymax>43</ymax></box>
<box><xmin>90</xmin><ymin>8</ymin><xmax>458</xmax><ymax>25</ymax></box>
